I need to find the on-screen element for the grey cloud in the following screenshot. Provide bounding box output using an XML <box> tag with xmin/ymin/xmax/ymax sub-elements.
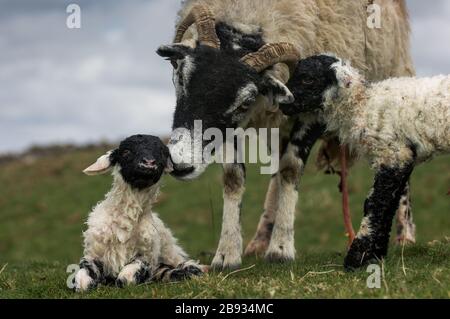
<box><xmin>0</xmin><ymin>0</ymin><xmax>181</xmax><ymax>153</ymax></box>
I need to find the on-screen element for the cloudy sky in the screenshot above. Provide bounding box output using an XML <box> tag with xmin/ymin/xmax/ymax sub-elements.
<box><xmin>0</xmin><ymin>0</ymin><xmax>449</xmax><ymax>153</ymax></box>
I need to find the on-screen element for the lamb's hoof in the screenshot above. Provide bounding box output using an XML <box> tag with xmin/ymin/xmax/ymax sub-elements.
<box><xmin>396</xmin><ymin>222</ymin><xmax>416</xmax><ymax>245</ymax></box>
<box><xmin>395</xmin><ymin>231</ymin><xmax>416</xmax><ymax>245</ymax></box>
<box><xmin>181</xmin><ymin>262</ymin><xmax>205</xmax><ymax>277</ymax></box>
<box><xmin>244</xmin><ymin>238</ymin><xmax>270</xmax><ymax>257</ymax></box>
<box><xmin>115</xmin><ymin>278</ymin><xmax>126</xmax><ymax>288</ymax></box>
<box><xmin>395</xmin><ymin>236</ymin><xmax>415</xmax><ymax>246</ymax></box>
<box><xmin>170</xmin><ymin>265</ymin><xmax>203</xmax><ymax>281</ymax></box>
<box><xmin>211</xmin><ymin>253</ymin><xmax>241</xmax><ymax>272</ymax></box>
<box><xmin>74</xmin><ymin>269</ymin><xmax>96</xmax><ymax>293</ymax></box>
<box><xmin>265</xmin><ymin>243</ymin><xmax>295</xmax><ymax>263</ymax></box>
<box><xmin>344</xmin><ymin>238</ymin><xmax>380</xmax><ymax>271</ymax></box>
<box><xmin>116</xmin><ymin>268</ymin><xmax>138</xmax><ymax>288</ymax></box>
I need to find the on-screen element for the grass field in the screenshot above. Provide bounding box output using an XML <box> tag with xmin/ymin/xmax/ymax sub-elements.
<box><xmin>0</xmin><ymin>145</ymin><xmax>449</xmax><ymax>298</ymax></box>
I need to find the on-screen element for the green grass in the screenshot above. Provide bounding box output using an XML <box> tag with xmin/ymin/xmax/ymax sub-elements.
<box><xmin>0</xmin><ymin>146</ymin><xmax>449</xmax><ymax>298</ymax></box>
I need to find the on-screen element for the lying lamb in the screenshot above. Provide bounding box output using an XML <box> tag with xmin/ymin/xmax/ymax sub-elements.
<box><xmin>74</xmin><ymin>135</ymin><xmax>204</xmax><ymax>292</ymax></box>
<box><xmin>281</xmin><ymin>54</ymin><xmax>449</xmax><ymax>269</ymax></box>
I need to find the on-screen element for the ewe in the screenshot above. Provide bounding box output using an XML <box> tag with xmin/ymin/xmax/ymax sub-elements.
<box><xmin>281</xmin><ymin>54</ymin><xmax>449</xmax><ymax>269</ymax></box>
<box><xmin>157</xmin><ymin>0</ymin><xmax>416</xmax><ymax>269</ymax></box>
<box><xmin>74</xmin><ymin>135</ymin><xmax>203</xmax><ymax>292</ymax></box>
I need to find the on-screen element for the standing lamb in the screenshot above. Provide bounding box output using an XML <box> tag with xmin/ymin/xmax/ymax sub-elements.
<box><xmin>279</xmin><ymin>54</ymin><xmax>450</xmax><ymax>269</ymax></box>
<box><xmin>156</xmin><ymin>0</ymin><xmax>416</xmax><ymax>270</ymax></box>
<box><xmin>74</xmin><ymin>135</ymin><xmax>203</xmax><ymax>292</ymax></box>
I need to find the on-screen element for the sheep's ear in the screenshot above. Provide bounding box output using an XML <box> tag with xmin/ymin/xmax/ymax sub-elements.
<box><xmin>83</xmin><ymin>150</ymin><xmax>115</xmax><ymax>176</ymax></box>
<box><xmin>156</xmin><ymin>44</ymin><xmax>192</xmax><ymax>63</ymax></box>
<box><xmin>261</xmin><ymin>74</ymin><xmax>295</xmax><ymax>111</ymax></box>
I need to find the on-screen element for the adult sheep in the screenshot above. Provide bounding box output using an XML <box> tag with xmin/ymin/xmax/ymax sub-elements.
<box><xmin>157</xmin><ymin>0</ymin><xmax>416</xmax><ymax>270</ymax></box>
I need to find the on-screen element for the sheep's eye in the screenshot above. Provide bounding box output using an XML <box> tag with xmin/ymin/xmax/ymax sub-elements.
<box><xmin>302</xmin><ymin>78</ymin><xmax>314</xmax><ymax>85</ymax></box>
<box><xmin>241</xmin><ymin>98</ymin><xmax>256</xmax><ymax>110</ymax></box>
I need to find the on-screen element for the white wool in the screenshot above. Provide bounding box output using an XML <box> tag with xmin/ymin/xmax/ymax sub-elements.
<box><xmin>82</xmin><ymin>167</ymin><xmax>187</xmax><ymax>277</ymax></box>
<box><xmin>322</xmin><ymin>61</ymin><xmax>450</xmax><ymax>168</ymax></box>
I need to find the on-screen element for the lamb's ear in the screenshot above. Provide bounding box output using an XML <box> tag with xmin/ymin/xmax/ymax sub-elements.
<box><xmin>261</xmin><ymin>74</ymin><xmax>295</xmax><ymax>110</ymax></box>
<box><xmin>83</xmin><ymin>150</ymin><xmax>115</xmax><ymax>176</ymax></box>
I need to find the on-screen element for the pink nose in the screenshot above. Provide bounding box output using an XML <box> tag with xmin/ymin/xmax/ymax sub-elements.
<box><xmin>139</xmin><ymin>159</ymin><xmax>157</xmax><ymax>170</ymax></box>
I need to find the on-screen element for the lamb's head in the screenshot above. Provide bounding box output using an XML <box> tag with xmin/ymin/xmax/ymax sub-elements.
<box><xmin>156</xmin><ymin>4</ymin><xmax>301</xmax><ymax>180</ymax></box>
<box><xmin>83</xmin><ymin>135</ymin><xmax>172</xmax><ymax>190</ymax></box>
<box><xmin>280</xmin><ymin>54</ymin><xmax>362</xmax><ymax>115</ymax></box>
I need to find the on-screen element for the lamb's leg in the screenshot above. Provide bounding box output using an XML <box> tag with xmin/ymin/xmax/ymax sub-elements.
<box><xmin>395</xmin><ymin>181</ymin><xmax>416</xmax><ymax>244</ymax></box>
<box><xmin>266</xmin><ymin>121</ymin><xmax>325</xmax><ymax>262</ymax></box>
<box><xmin>74</xmin><ymin>257</ymin><xmax>104</xmax><ymax>292</ymax></box>
<box><xmin>154</xmin><ymin>214</ymin><xmax>190</xmax><ymax>267</ymax></box>
<box><xmin>152</xmin><ymin>260</ymin><xmax>204</xmax><ymax>282</ymax></box>
<box><xmin>211</xmin><ymin>163</ymin><xmax>246</xmax><ymax>270</ymax></box>
<box><xmin>244</xmin><ymin>174</ymin><xmax>280</xmax><ymax>257</ymax></box>
<box><xmin>344</xmin><ymin>162</ymin><xmax>414</xmax><ymax>270</ymax></box>
<box><xmin>156</xmin><ymin>216</ymin><xmax>207</xmax><ymax>276</ymax></box>
<box><xmin>116</xmin><ymin>256</ymin><xmax>152</xmax><ymax>287</ymax></box>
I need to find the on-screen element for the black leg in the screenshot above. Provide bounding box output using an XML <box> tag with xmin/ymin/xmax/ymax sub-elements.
<box><xmin>345</xmin><ymin>163</ymin><xmax>414</xmax><ymax>270</ymax></box>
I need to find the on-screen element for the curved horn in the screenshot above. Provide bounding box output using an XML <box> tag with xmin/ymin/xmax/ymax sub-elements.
<box><xmin>240</xmin><ymin>43</ymin><xmax>301</xmax><ymax>76</ymax></box>
<box><xmin>174</xmin><ymin>4</ymin><xmax>220</xmax><ymax>49</ymax></box>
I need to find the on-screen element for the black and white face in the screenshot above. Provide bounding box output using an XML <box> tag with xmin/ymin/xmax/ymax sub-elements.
<box><xmin>280</xmin><ymin>55</ymin><xmax>339</xmax><ymax>115</ymax></box>
<box><xmin>157</xmin><ymin>44</ymin><xmax>294</xmax><ymax>180</ymax></box>
<box><xmin>83</xmin><ymin>135</ymin><xmax>171</xmax><ymax>190</ymax></box>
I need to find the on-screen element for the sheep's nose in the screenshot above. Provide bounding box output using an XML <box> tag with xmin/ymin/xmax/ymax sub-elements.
<box><xmin>139</xmin><ymin>158</ymin><xmax>157</xmax><ymax>170</ymax></box>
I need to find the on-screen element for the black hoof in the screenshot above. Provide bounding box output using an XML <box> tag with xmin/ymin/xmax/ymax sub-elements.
<box><xmin>184</xmin><ymin>265</ymin><xmax>204</xmax><ymax>277</ymax></box>
<box><xmin>115</xmin><ymin>278</ymin><xmax>126</xmax><ymax>288</ymax></box>
<box><xmin>344</xmin><ymin>237</ymin><xmax>381</xmax><ymax>270</ymax></box>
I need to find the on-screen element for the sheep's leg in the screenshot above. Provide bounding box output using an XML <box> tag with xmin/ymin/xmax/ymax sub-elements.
<box><xmin>395</xmin><ymin>181</ymin><xmax>416</xmax><ymax>244</ymax></box>
<box><xmin>74</xmin><ymin>257</ymin><xmax>104</xmax><ymax>292</ymax></box>
<box><xmin>244</xmin><ymin>174</ymin><xmax>280</xmax><ymax>257</ymax></box>
<box><xmin>266</xmin><ymin>121</ymin><xmax>325</xmax><ymax>262</ymax></box>
<box><xmin>152</xmin><ymin>260</ymin><xmax>204</xmax><ymax>282</ymax></box>
<box><xmin>211</xmin><ymin>163</ymin><xmax>246</xmax><ymax>270</ymax></box>
<box><xmin>116</xmin><ymin>256</ymin><xmax>152</xmax><ymax>287</ymax></box>
<box><xmin>344</xmin><ymin>163</ymin><xmax>414</xmax><ymax>270</ymax></box>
